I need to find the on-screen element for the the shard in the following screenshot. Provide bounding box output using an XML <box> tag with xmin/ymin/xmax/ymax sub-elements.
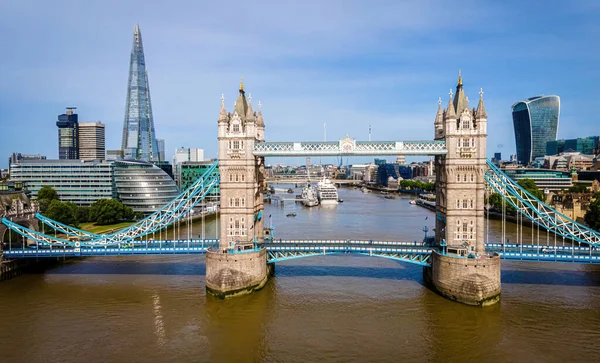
<box><xmin>121</xmin><ymin>24</ymin><xmax>160</xmax><ymax>162</ymax></box>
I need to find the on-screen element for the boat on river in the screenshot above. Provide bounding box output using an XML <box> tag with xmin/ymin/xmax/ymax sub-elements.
<box><xmin>301</xmin><ymin>184</ymin><xmax>319</xmax><ymax>207</ymax></box>
<box><xmin>317</xmin><ymin>177</ymin><xmax>339</xmax><ymax>205</ymax></box>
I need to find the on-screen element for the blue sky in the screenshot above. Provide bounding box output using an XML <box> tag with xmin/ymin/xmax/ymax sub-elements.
<box><xmin>1</xmin><ymin>0</ymin><xmax>599</xmax><ymax>169</ymax></box>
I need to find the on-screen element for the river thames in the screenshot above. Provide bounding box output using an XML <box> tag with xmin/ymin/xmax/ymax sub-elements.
<box><xmin>1</xmin><ymin>187</ymin><xmax>599</xmax><ymax>362</ymax></box>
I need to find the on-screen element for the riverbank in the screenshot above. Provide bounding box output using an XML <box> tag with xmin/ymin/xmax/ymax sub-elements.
<box><xmin>0</xmin><ymin>257</ymin><xmax>68</xmax><ymax>282</ymax></box>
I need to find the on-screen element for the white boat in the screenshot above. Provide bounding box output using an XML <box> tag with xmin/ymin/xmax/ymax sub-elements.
<box><xmin>409</xmin><ymin>200</ymin><xmax>417</xmax><ymax>205</ymax></box>
<box><xmin>301</xmin><ymin>184</ymin><xmax>319</xmax><ymax>207</ymax></box>
<box><xmin>317</xmin><ymin>177</ymin><xmax>339</xmax><ymax>205</ymax></box>
<box><xmin>361</xmin><ymin>187</ymin><xmax>371</xmax><ymax>193</ymax></box>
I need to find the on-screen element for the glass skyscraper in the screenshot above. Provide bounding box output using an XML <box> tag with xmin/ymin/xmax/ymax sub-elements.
<box><xmin>56</xmin><ymin>107</ymin><xmax>79</xmax><ymax>159</ymax></box>
<box><xmin>512</xmin><ymin>95</ymin><xmax>560</xmax><ymax>165</ymax></box>
<box><xmin>121</xmin><ymin>24</ymin><xmax>160</xmax><ymax>162</ymax></box>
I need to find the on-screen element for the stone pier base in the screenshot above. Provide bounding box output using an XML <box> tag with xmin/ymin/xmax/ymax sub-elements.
<box><xmin>424</xmin><ymin>251</ymin><xmax>501</xmax><ymax>307</ymax></box>
<box><xmin>205</xmin><ymin>247</ymin><xmax>273</xmax><ymax>299</ymax></box>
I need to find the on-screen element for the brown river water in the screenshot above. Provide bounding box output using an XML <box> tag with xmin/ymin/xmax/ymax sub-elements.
<box><xmin>1</xmin><ymin>187</ymin><xmax>599</xmax><ymax>362</ymax></box>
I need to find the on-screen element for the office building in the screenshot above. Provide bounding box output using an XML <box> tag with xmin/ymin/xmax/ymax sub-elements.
<box><xmin>546</xmin><ymin>136</ymin><xmax>599</xmax><ymax>156</ymax></box>
<box><xmin>157</xmin><ymin>139</ymin><xmax>165</xmax><ymax>162</ymax></box>
<box><xmin>179</xmin><ymin>160</ymin><xmax>220</xmax><ymax>194</ymax></box>
<box><xmin>113</xmin><ymin>160</ymin><xmax>179</xmax><ymax>213</ymax></box>
<box><xmin>121</xmin><ymin>24</ymin><xmax>160</xmax><ymax>162</ymax></box>
<box><xmin>494</xmin><ymin>152</ymin><xmax>502</xmax><ymax>161</ymax></box>
<box><xmin>502</xmin><ymin>167</ymin><xmax>572</xmax><ymax>191</ymax></box>
<box><xmin>173</xmin><ymin>148</ymin><xmax>205</xmax><ymax>187</ymax></box>
<box><xmin>9</xmin><ymin>159</ymin><xmax>114</xmax><ymax>205</ymax></box>
<box><xmin>78</xmin><ymin>122</ymin><xmax>106</xmax><ymax>160</ymax></box>
<box><xmin>106</xmin><ymin>149</ymin><xmax>124</xmax><ymax>161</ymax></box>
<box><xmin>8</xmin><ymin>153</ymin><xmax>46</xmax><ymax>173</ymax></box>
<box><xmin>512</xmin><ymin>95</ymin><xmax>560</xmax><ymax>165</ymax></box>
<box><xmin>56</xmin><ymin>107</ymin><xmax>79</xmax><ymax>159</ymax></box>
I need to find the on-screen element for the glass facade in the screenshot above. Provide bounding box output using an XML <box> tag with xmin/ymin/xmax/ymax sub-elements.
<box><xmin>502</xmin><ymin>168</ymin><xmax>572</xmax><ymax>191</ymax></box>
<box><xmin>180</xmin><ymin>161</ymin><xmax>220</xmax><ymax>197</ymax></box>
<box><xmin>546</xmin><ymin>136</ymin><xmax>599</xmax><ymax>156</ymax></box>
<box><xmin>113</xmin><ymin>160</ymin><xmax>179</xmax><ymax>214</ymax></box>
<box><xmin>56</xmin><ymin>108</ymin><xmax>79</xmax><ymax>160</ymax></box>
<box><xmin>512</xmin><ymin>95</ymin><xmax>560</xmax><ymax>165</ymax></box>
<box><xmin>121</xmin><ymin>24</ymin><xmax>160</xmax><ymax>162</ymax></box>
<box><xmin>9</xmin><ymin>160</ymin><xmax>114</xmax><ymax>205</ymax></box>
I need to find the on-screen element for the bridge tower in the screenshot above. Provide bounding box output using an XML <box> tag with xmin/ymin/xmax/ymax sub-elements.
<box><xmin>205</xmin><ymin>80</ymin><xmax>271</xmax><ymax>298</ymax></box>
<box><xmin>426</xmin><ymin>73</ymin><xmax>501</xmax><ymax>306</ymax></box>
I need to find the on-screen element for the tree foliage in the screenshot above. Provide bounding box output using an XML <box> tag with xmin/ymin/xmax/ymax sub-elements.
<box><xmin>568</xmin><ymin>184</ymin><xmax>589</xmax><ymax>193</ymax></box>
<box><xmin>516</xmin><ymin>179</ymin><xmax>544</xmax><ymax>201</ymax></box>
<box><xmin>89</xmin><ymin>199</ymin><xmax>135</xmax><ymax>225</ymax></box>
<box><xmin>584</xmin><ymin>196</ymin><xmax>600</xmax><ymax>232</ymax></box>
<box><xmin>37</xmin><ymin>186</ymin><xmax>58</xmax><ymax>201</ymax></box>
<box><xmin>45</xmin><ymin>199</ymin><xmax>78</xmax><ymax>227</ymax></box>
<box><xmin>37</xmin><ymin>186</ymin><xmax>59</xmax><ymax>213</ymax></box>
<box><xmin>400</xmin><ymin>180</ymin><xmax>435</xmax><ymax>192</ymax></box>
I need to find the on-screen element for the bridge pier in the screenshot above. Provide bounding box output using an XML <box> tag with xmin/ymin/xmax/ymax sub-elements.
<box><xmin>205</xmin><ymin>248</ymin><xmax>273</xmax><ymax>298</ymax></box>
<box><xmin>424</xmin><ymin>251</ymin><xmax>501</xmax><ymax>306</ymax></box>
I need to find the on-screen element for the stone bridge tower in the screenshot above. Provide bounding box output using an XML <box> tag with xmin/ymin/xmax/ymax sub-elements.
<box><xmin>427</xmin><ymin>73</ymin><xmax>501</xmax><ymax>307</ymax></box>
<box><xmin>434</xmin><ymin>73</ymin><xmax>488</xmax><ymax>254</ymax></box>
<box><xmin>206</xmin><ymin>80</ymin><xmax>271</xmax><ymax>298</ymax></box>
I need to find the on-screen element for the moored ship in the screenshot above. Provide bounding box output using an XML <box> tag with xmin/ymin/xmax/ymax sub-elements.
<box><xmin>301</xmin><ymin>184</ymin><xmax>319</xmax><ymax>207</ymax></box>
<box><xmin>317</xmin><ymin>177</ymin><xmax>339</xmax><ymax>205</ymax></box>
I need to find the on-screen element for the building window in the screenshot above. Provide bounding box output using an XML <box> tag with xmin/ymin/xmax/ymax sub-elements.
<box><xmin>241</xmin><ymin>174</ymin><xmax>245</xmax><ymax>182</ymax></box>
<box><xmin>470</xmin><ymin>199</ymin><xmax>474</xmax><ymax>208</ymax></box>
<box><xmin>233</xmin><ymin>140</ymin><xmax>240</xmax><ymax>149</ymax></box>
<box><xmin>463</xmin><ymin>174</ymin><xmax>467</xmax><ymax>182</ymax></box>
<box><xmin>470</xmin><ymin>174</ymin><xmax>474</xmax><ymax>182</ymax></box>
<box><xmin>457</xmin><ymin>200</ymin><xmax>460</xmax><ymax>208</ymax></box>
<box><xmin>457</xmin><ymin>174</ymin><xmax>461</xmax><ymax>182</ymax></box>
<box><xmin>235</xmin><ymin>198</ymin><xmax>240</xmax><ymax>207</ymax></box>
<box><xmin>463</xmin><ymin>200</ymin><xmax>468</xmax><ymax>208</ymax></box>
<box><xmin>241</xmin><ymin>198</ymin><xmax>245</xmax><ymax>207</ymax></box>
<box><xmin>233</xmin><ymin>123</ymin><xmax>240</xmax><ymax>133</ymax></box>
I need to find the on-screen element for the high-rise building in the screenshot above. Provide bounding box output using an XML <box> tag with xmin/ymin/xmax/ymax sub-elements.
<box><xmin>106</xmin><ymin>149</ymin><xmax>124</xmax><ymax>161</ymax></box>
<box><xmin>157</xmin><ymin>139</ymin><xmax>165</xmax><ymax>162</ymax></box>
<box><xmin>78</xmin><ymin>122</ymin><xmax>106</xmax><ymax>160</ymax></box>
<box><xmin>121</xmin><ymin>24</ymin><xmax>160</xmax><ymax>162</ymax></box>
<box><xmin>546</xmin><ymin>136</ymin><xmax>599</xmax><ymax>156</ymax></box>
<box><xmin>172</xmin><ymin>147</ymin><xmax>205</xmax><ymax>187</ymax></box>
<box><xmin>494</xmin><ymin>152</ymin><xmax>502</xmax><ymax>161</ymax></box>
<box><xmin>511</xmin><ymin>95</ymin><xmax>560</xmax><ymax>165</ymax></box>
<box><xmin>56</xmin><ymin>107</ymin><xmax>79</xmax><ymax>159</ymax></box>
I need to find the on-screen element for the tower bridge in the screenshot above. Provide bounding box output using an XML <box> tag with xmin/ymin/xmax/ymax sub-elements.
<box><xmin>2</xmin><ymin>75</ymin><xmax>600</xmax><ymax>306</ymax></box>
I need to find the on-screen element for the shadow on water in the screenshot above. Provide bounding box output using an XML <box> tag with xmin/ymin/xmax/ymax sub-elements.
<box><xmin>32</xmin><ymin>257</ymin><xmax>600</xmax><ymax>287</ymax></box>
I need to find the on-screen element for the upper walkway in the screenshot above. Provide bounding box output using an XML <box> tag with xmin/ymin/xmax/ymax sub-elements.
<box><xmin>253</xmin><ymin>139</ymin><xmax>447</xmax><ymax>157</ymax></box>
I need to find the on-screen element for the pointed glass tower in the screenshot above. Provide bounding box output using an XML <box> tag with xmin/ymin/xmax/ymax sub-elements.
<box><xmin>121</xmin><ymin>24</ymin><xmax>160</xmax><ymax>162</ymax></box>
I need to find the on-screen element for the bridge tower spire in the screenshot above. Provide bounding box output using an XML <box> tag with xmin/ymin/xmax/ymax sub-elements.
<box><xmin>207</xmin><ymin>80</ymin><xmax>271</xmax><ymax>298</ymax></box>
<box><xmin>427</xmin><ymin>74</ymin><xmax>501</xmax><ymax>307</ymax></box>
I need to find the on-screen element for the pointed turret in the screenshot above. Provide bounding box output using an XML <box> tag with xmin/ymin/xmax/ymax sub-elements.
<box><xmin>245</xmin><ymin>93</ymin><xmax>255</xmax><ymax>121</ymax></box>
<box><xmin>476</xmin><ymin>88</ymin><xmax>487</xmax><ymax>119</ymax></box>
<box><xmin>434</xmin><ymin>97</ymin><xmax>444</xmax><ymax>140</ymax></box>
<box><xmin>233</xmin><ymin>77</ymin><xmax>248</xmax><ymax>120</ymax></box>
<box><xmin>218</xmin><ymin>94</ymin><xmax>228</xmax><ymax>122</ymax></box>
<box><xmin>445</xmin><ymin>90</ymin><xmax>456</xmax><ymax>119</ymax></box>
<box><xmin>453</xmin><ymin>70</ymin><xmax>469</xmax><ymax>115</ymax></box>
<box><xmin>256</xmin><ymin>101</ymin><xmax>264</xmax><ymax>127</ymax></box>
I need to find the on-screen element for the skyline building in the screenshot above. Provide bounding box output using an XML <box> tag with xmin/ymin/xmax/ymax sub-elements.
<box><xmin>79</xmin><ymin>122</ymin><xmax>106</xmax><ymax>160</ymax></box>
<box><xmin>157</xmin><ymin>139</ymin><xmax>165</xmax><ymax>162</ymax></box>
<box><xmin>172</xmin><ymin>147</ymin><xmax>205</xmax><ymax>187</ymax></box>
<box><xmin>121</xmin><ymin>24</ymin><xmax>160</xmax><ymax>162</ymax></box>
<box><xmin>511</xmin><ymin>95</ymin><xmax>560</xmax><ymax>165</ymax></box>
<box><xmin>56</xmin><ymin>107</ymin><xmax>79</xmax><ymax>160</ymax></box>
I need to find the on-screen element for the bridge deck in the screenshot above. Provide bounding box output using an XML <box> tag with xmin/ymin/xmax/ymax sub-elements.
<box><xmin>2</xmin><ymin>240</ymin><xmax>599</xmax><ymax>264</ymax></box>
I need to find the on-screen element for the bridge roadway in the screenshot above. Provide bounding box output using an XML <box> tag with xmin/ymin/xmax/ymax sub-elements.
<box><xmin>267</xmin><ymin>178</ymin><xmax>360</xmax><ymax>185</ymax></box>
<box><xmin>2</xmin><ymin>240</ymin><xmax>599</xmax><ymax>265</ymax></box>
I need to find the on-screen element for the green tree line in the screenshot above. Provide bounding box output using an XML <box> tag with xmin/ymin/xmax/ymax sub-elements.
<box><xmin>399</xmin><ymin>180</ymin><xmax>435</xmax><ymax>192</ymax></box>
<box><xmin>37</xmin><ymin>186</ymin><xmax>139</xmax><ymax>227</ymax></box>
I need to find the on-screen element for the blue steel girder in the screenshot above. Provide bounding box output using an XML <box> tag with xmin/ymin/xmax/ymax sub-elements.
<box><xmin>253</xmin><ymin>140</ymin><xmax>447</xmax><ymax>157</ymax></box>
<box><xmin>484</xmin><ymin>159</ymin><xmax>600</xmax><ymax>248</ymax></box>
<box><xmin>2</xmin><ymin>161</ymin><xmax>220</xmax><ymax>247</ymax></box>
<box><xmin>35</xmin><ymin>213</ymin><xmax>98</xmax><ymax>239</ymax></box>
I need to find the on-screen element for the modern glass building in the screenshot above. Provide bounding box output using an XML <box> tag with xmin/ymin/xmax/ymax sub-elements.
<box><xmin>113</xmin><ymin>160</ymin><xmax>179</xmax><ymax>213</ymax></box>
<box><xmin>502</xmin><ymin>168</ymin><xmax>572</xmax><ymax>191</ymax></box>
<box><xmin>121</xmin><ymin>24</ymin><xmax>160</xmax><ymax>163</ymax></box>
<box><xmin>56</xmin><ymin>107</ymin><xmax>79</xmax><ymax>160</ymax></box>
<box><xmin>512</xmin><ymin>95</ymin><xmax>560</xmax><ymax>165</ymax></box>
<box><xmin>9</xmin><ymin>159</ymin><xmax>114</xmax><ymax>205</ymax></box>
<box><xmin>179</xmin><ymin>161</ymin><xmax>220</xmax><ymax>196</ymax></box>
<box><xmin>546</xmin><ymin>136</ymin><xmax>599</xmax><ymax>156</ymax></box>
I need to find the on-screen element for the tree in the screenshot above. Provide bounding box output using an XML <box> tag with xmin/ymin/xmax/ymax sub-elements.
<box><xmin>76</xmin><ymin>206</ymin><xmax>90</xmax><ymax>223</ymax></box>
<box><xmin>37</xmin><ymin>186</ymin><xmax>59</xmax><ymax>213</ymax></box>
<box><xmin>584</xmin><ymin>197</ymin><xmax>600</xmax><ymax>232</ymax></box>
<box><xmin>89</xmin><ymin>199</ymin><xmax>135</xmax><ymax>225</ymax></box>
<box><xmin>568</xmin><ymin>184</ymin><xmax>588</xmax><ymax>193</ymax></box>
<box><xmin>45</xmin><ymin>199</ymin><xmax>78</xmax><ymax>227</ymax></box>
<box><xmin>37</xmin><ymin>186</ymin><xmax>58</xmax><ymax>201</ymax></box>
<box><xmin>517</xmin><ymin>179</ymin><xmax>544</xmax><ymax>201</ymax></box>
